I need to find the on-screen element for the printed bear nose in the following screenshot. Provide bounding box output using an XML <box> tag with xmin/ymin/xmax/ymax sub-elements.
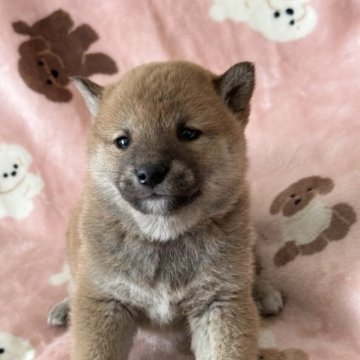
<box><xmin>294</xmin><ymin>198</ymin><xmax>302</xmax><ymax>205</ymax></box>
<box><xmin>136</xmin><ymin>163</ymin><xmax>169</xmax><ymax>187</ymax></box>
<box><xmin>51</xmin><ymin>69</ymin><xmax>59</xmax><ymax>78</ymax></box>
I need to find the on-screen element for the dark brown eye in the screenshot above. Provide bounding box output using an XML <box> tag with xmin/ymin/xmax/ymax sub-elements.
<box><xmin>178</xmin><ymin>127</ymin><xmax>202</xmax><ymax>141</ymax></box>
<box><xmin>115</xmin><ymin>136</ymin><xmax>130</xmax><ymax>149</ymax></box>
<box><xmin>38</xmin><ymin>60</ymin><xmax>44</xmax><ymax>66</ymax></box>
<box><xmin>307</xmin><ymin>187</ymin><xmax>312</xmax><ymax>192</ymax></box>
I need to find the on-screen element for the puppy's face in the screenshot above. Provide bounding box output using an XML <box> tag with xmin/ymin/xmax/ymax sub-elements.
<box><xmin>75</xmin><ymin>61</ymin><xmax>254</xmax><ymax>219</ymax></box>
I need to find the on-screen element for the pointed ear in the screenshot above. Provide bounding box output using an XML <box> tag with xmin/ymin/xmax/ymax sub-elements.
<box><xmin>72</xmin><ymin>76</ymin><xmax>103</xmax><ymax>117</ymax></box>
<box><xmin>214</xmin><ymin>62</ymin><xmax>255</xmax><ymax>116</ymax></box>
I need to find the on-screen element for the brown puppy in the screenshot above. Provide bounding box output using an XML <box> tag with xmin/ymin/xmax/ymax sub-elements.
<box><xmin>49</xmin><ymin>61</ymin><xmax>271</xmax><ymax>359</ymax></box>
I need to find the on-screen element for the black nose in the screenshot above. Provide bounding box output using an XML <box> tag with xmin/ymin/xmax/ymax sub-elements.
<box><xmin>136</xmin><ymin>163</ymin><xmax>169</xmax><ymax>187</ymax></box>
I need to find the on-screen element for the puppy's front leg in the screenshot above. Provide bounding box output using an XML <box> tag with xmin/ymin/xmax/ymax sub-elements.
<box><xmin>189</xmin><ymin>295</ymin><xmax>258</xmax><ymax>360</ymax></box>
<box><xmin>71</xmin><ymin>288</ymin><xmax>136</xmax><ymax>360</ymax></box>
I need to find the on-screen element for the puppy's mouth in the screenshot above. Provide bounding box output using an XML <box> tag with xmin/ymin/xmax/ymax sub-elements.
<box><xmin>122</xmin><ymin>188</ymin><xmax>201</xmax><ymax>215</ymax></box>
<box><xmin>144</xmin><ymin>189</ymin><xmax>200</xmax><ymax>202</ymax></box>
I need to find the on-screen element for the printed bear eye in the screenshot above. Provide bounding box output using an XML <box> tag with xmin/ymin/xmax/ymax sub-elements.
<box><xmin>38</xmin><ymin>60</ymin><xmax>44</xmax><ymax>66</ymax></box>
<box><xmin>178</xmin><ymin>127</ymin><xmax>202</xmax><ymax>141</ymax></box>
<box><xmin>51</xmin><ymin>69</ymin><xmax>59</xmax><ymax>78</ymax></box>
<box><xmin>290</xmin><ymin>194</ymin><xmax>296</xmax><ymax>198</ymax></box>
<box><xmin>3</xmin><ymin>173</ymin><xmax>8</xmax><ymax>178</ymax></box>
<box><xmin>307</xmin><ymin>187</ymin><xmax>312</xmax><ymax>192</ymax></box>
<box><xmin>115</xmin><ymin>136</ymin><xmax>131</xmax><ymax>149</ymax></box>
<box><xmin>273</xmin><ymin>11</ymin><xmax>281</xmax><ymax>18</ymax></box>
<box><xmin>13</xmin><ymin>164</ymin><xmax>18</xmax><ymax>169</ymax></box>
<box><xmin>289</xmin><ymin>20</ymin><xmax>295</xmax><ymax>26</ymax></box>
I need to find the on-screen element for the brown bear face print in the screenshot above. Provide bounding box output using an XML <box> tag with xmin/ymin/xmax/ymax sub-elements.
<box><xmin>270</xmin><ymin>176</ymin><xmax>334</xmax><ymax>217</ymax></box>
<box><xmin>13</xmin><ymin>9</ymin><xmax>118</xmax><ymax>102</ymax></box>
<box><xmin>18</xmin><ymin>38</ymin><xmax>72</xmax><ymax>102</ymax></box>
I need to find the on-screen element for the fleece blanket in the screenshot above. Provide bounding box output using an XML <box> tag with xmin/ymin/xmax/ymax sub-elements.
<box><xmin>1</xmin><ymin>0</ymin><xmax>359</xmax><ymax>359</ymax></box>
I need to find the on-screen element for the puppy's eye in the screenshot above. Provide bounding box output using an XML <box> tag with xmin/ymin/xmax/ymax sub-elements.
<box><xmin>178</xmin><ymin>127</ymin><xmax>202</xmax><ymax>141</ymax></box>
<box><xmin>115</xmin><ymin>136</ymin><xmax>131</xmax><ymax>149</ymax></box>
<box><xmin>3</xmin><ymin>173</ymin><xmax>8</xmax><ymax>178</ymax></box>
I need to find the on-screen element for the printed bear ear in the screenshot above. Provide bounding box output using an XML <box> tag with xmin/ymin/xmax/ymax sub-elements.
<box><xmin>214</xmin><ymin>62</ymin><xmax>255</xmax><ymax>121</ymax></box>
<box><xmin>270</xmin><ymin>188</ymin><xmax>289</xmax><ymax>215</ymax></box>
<box><xmin>316</xmin><ymin>177</ymin><xmax>334</xmax><ymax>195</ymax></box>
<box><xmin>72</xmin><ymin>77</ymin><xmax>103</xmax><ymax>118</ymax></box>
<box><xmin>12</xmin><ymin>21</ymin><xmax>32</xmax><ymax>35</ymax></box>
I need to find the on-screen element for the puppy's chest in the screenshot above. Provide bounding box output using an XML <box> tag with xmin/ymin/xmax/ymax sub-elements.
<box><xmin>98</xmin><ymin>238</ymin><xmax>209</xmax><ymax>324</ymax></box>
<box><xmin>121</xmin><ymin>281</ymin><xmax>185</xmax><ymax>324</ymax></box>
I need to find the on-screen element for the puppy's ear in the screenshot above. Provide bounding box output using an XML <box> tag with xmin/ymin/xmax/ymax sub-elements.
<box><xmin>72</xmin><ymin>77</ymin><xmax>103</xmax><ymax>118</ymax></box>
<box><xmin>215</xmin><ymin>62</ymin><xmax>255</xmax><ymax>117</ymax></box>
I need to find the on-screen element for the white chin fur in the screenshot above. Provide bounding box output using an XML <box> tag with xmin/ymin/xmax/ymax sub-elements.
<box><xmin>128</xmin><ymin>203</ymin><xmax>202</xmax><ymax>241</ymax></box>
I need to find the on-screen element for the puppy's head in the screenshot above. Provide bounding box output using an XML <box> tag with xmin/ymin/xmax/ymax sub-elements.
<box><xmin>0</xmin><ymin>144</ymin><xmax>32</xmax><ymax>193</ymax></box>
<box><xmin>74</xmin><ymin>61</ymin><xmax>254</xmax><ymax>235</ymax></box>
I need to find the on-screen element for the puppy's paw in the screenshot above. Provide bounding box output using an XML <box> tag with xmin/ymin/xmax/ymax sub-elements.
<box><xmin>253</xmin><ymin>277</ymin><xmax>284</xmax><ymax>317</ymax></box>
<box><xmin>48</xmin><ymin>298</ymin><xmax>70</xmax><ymax>327</ymax></box>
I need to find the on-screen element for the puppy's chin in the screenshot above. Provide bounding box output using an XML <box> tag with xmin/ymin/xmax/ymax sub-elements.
<box><xmin>121</xmin><ymin>192</ymin><xmax>201</xmax><ymax>215</ymax></box>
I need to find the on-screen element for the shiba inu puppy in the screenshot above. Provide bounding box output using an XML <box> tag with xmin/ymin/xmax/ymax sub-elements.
<box><xmin>49</xmin><ymin>61</ymin><xmax>282</xmax><ymax>359</ymax></box>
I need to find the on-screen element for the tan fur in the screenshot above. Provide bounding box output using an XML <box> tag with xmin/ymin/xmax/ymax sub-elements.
<box><xmin>56</xmin><ymin>61</ymin><xmax>262</xmax><ymax>359</ymax></box>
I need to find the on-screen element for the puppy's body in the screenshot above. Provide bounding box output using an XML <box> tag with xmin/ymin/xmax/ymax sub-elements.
<box><xmin>58</xmin><ymin>61</ymin><xmax>262</xmax><ymax>359</ymax></box>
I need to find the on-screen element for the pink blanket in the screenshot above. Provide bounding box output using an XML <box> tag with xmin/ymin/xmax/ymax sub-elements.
<box><xmin>1</xmin><ymin>1</ymin><xmax>359</xmax><ymax>359</ymax></box>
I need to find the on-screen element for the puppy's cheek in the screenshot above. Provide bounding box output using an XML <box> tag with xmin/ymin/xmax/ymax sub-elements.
<box><xmin>165</xmin><ymin>160</ymin><xmax>200</xmax><ymax>195</ymax></box>
<box><xmin>164</xmin><ymin>171</ymin><xmax>198</xmax><ymax>196</ymax></box>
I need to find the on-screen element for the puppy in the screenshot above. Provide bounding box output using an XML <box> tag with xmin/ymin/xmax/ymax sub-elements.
<box><xmin>48</xmin><ymin>61</ymin><xmax>280</xmax><ymax>359</ymax></box>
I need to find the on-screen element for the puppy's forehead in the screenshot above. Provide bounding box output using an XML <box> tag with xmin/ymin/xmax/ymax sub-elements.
<box><xmin>100</xmin><ymin>62</ymin><xmax>218</xmax><ymax>129</ymax></box>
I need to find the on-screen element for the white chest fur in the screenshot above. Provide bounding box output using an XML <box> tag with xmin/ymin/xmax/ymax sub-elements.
<box><xmin>102</xmin><ymin>275</ymin><xmax>184</xmax><ymax>325</ymax></box>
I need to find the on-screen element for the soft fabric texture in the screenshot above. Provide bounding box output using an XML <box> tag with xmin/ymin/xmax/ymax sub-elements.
<box><xmin>1</xmin><ymin>0</ymin><xmax>359</xmax><ymax>359</ymax></box>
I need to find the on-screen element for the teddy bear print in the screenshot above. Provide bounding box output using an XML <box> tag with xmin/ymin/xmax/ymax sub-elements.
<box><xmin>257</xmin><ymin>326</ymin><xmax>309</xmax><ymax>360</ymax></box>
<box><xmin>13</xmin><ymin>9</ymin><xmax>118</xmax><ymax>102</ymax></box>
<box><xmin>0</xmin><ymin>331</ymin><xmax>35</xmax><ymax>360</ymax></box>
<box><xmin>270</xmin><ymin>176</ymin><xmax>356</xmax><ymax>267</ymax></box>
<box><xmin>0</xmin><ymin>144</ymin><xmax>43</xmax><ymax>220</ymax></box>
<box><xmin>258</xmin><ymin>347</ymin><xmax>309</xmax><ymax>360</ymax></box>
<box><xmin>209</xmin><ymin>0</ymin><xmax>317</xmax><ymax>42</ymax></box>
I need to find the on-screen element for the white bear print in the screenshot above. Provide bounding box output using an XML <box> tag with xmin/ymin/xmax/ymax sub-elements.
<box><xmin>48</xmin><ymin>263</ymin><xmax>71</xmax><ymax>288</ymax></box>
<box><xmin>0</xmin><ymin>144</ymin><xmax>43</xmax><ymax>220</ymax></box>
<box><xmin>209</xmin><ymin>0</ymin><xmax>317</xmax><ymax>42</ymax></box>
<box><xmin>258</xmin><ymin>328</ymin><xmax>277</xmax><ymax>348</ymax></box>
<box><xmin>0</xmin><ymin>331</ymin><xmax>35</xmax><ymax>360</ymax></box>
